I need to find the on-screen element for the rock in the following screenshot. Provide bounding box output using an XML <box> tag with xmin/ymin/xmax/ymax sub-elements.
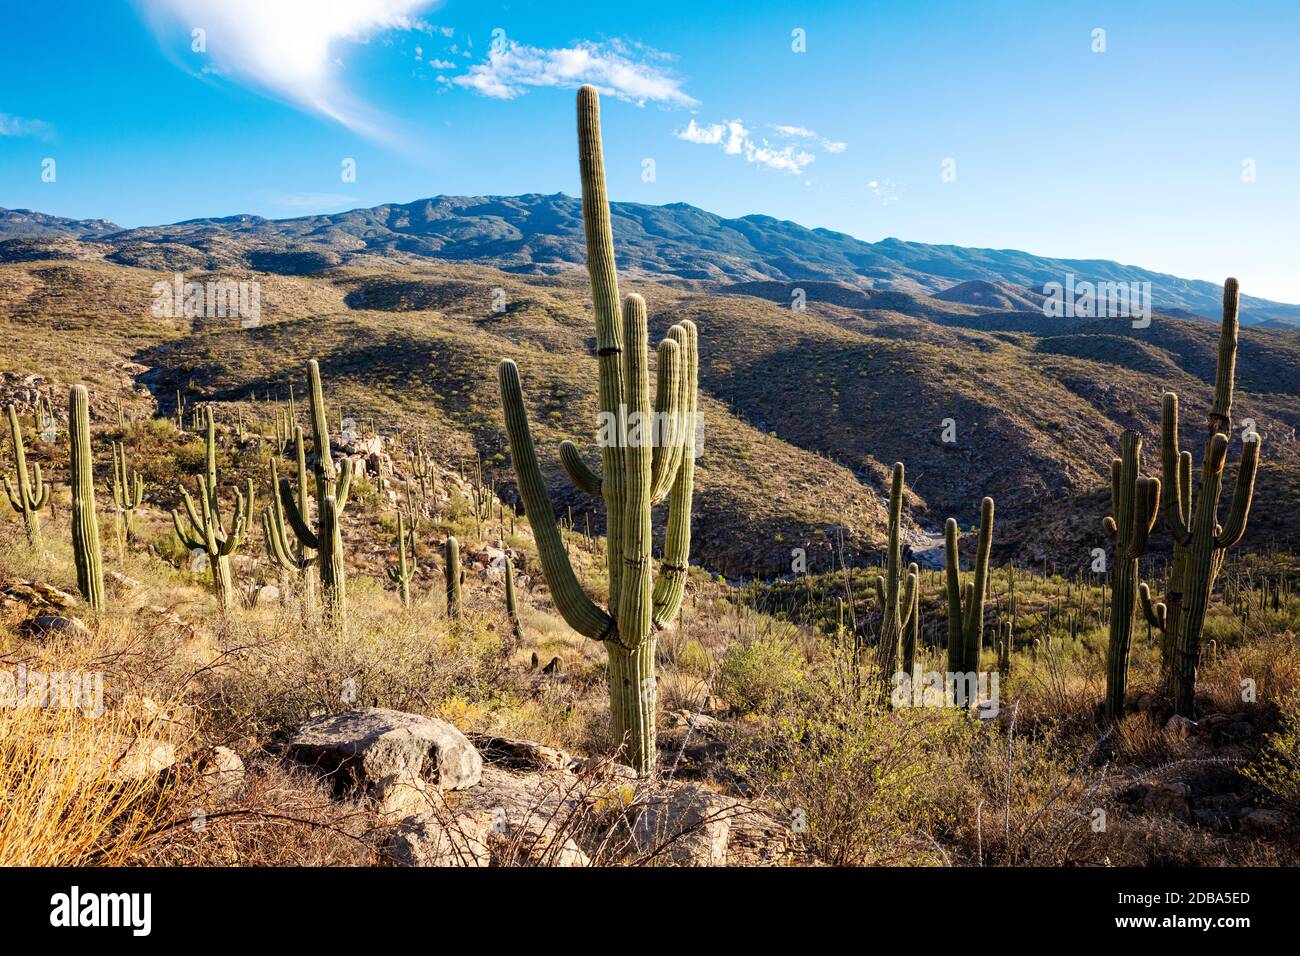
<box><xmin>119</xmin><ymin>693</ymin><xmax>161</xmax><ymax>725</ymax></box>
<box><xmin>18</xmin><ymin>614</ymin><xmax>91</xmax><ymax>640</ymax></box>
<box><xmin>47</xmin><ymin>733</ymin><xmax>175</xmax><ymax>783</ymax></box>
<box><xmin>287</xmin><ymin>707</ymin><xmax>482</xmax><ymax>793</ymax></box>
<box><xmin>1228</xmin><ymin>721</ymin><xmax>1254</xmax><ymax>739</ymax></box>
<box><xmin>194</xmin><ymin>746</ymin><xmax>245</xmax><ymax>803</ymax></box>
<box><xmin>469</xmin><ymin>734</ymin><xmax>571</xmax><ymax>772</ymax></box>
<box><xmin>629</xmin><ymin>783</ymin><xmax>738</xmax><ymax>866</ymax></box>
<box><xmin>1142</xmin><ymin>781</ymin><xmax>1191</xmax><ymax>823</ymax></box>
<box><xmin>374</xmin><ymin>770</ymin><xmax>431</xmax><ymax>820</ymax></box>
<box><xmin>108</xmin><ymin>571</ymin><xmax>141</xmax><ymax>590</ymax></box>
<box><xmin>32</xmin><ymin>582</ymin><xmax>78</xmax><ymax>608</ymax></box>
<box><xmin>384</xmin><ymin>811</ymin><xmax>493</xmax><ymax>867</ymax></box>
<box><xmin>457</xmin><ymin>766</ymin><xmax>591</xmax><ymax>866</ymax></box>
<box><xmin>1164</xmin><ymin>715</ymin><xmax>1196</xmax><ymax>736</ymax></box>
<box><xmin>1241</xmin><ymin>808</ymin><xmax>1286</xmax><ymax>835</ymax></box>
<box><xmin>1192</xmin><ymin>808</ymin><xmax>1233</xmax><ymax>831</ymax></box>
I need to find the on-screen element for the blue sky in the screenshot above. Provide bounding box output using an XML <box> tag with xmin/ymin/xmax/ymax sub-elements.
<box><xmin>1</xmin><ymin>0</ymin><xmax>1297</xmax><ymax>300</ymax></box>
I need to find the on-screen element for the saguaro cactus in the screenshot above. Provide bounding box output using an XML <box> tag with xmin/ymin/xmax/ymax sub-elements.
<box><xmin>173</xmin><ymin>407</ymin><xmax>253</xmax><ymax>609</ymax></box>
<box><xmin>873</xmin><ymin>463</ymin><xmax>918</xmax><ymax>692</ymax></box>
<box><xmin>1162</xmin><ymin>390</ymin><xmax>1260</xmax><ymax>715</ymax></box>
<box><xmin>387</xmin><ymin>512</ymin><xmax>413</xmax><ymax>608</ymax></box>
<box><xmin>262</xmin><ymin>427</ymin><xmax>318</xmax><ymax>615</ymax></box>
<box><xmin>111</xmin><ymin>441</ymin><xmax>144</xmax><ymax>544</ymax></box>
<box><xmin>4</xmin><ymin>403</ymin><xmax>50</xmax><ymax>544</ymax></box>
<box><xmin>444</xmin><ymin>534</ymin><xmax>461</xmax><ymax>620</ymax></box>
<box><xmin>944</xmin><ymin>496</ymin><xmax>995</xmax><ymax>680</ymax></box>
<box><xmin>503</xmin><ymin>552</ymin><xmax>523</xmax><ymax>643</ymax></box>
<box><xmin>277</xmin><ymin>361</ymin><xmax>352</xmax><ymax>628</ymax></box>
<box><xmin>496</xmin><ymin>85</ymin><xmax>698</xmax><ymax>776</ymax></box>
<box><xmin>68</xmin><ymin>386</ymin><xmax>105</xmax><ymax>611</ymax></box>
<box><xmin>1102</xmin><ymin>430</ymin><xmax>1162</xmax><ymax>719</ymax></box>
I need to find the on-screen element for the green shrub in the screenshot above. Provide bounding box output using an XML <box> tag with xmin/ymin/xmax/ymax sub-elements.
<box><xmin>716</xmin><ymin>632</ymin><xmax>805</xmax><ymax>715</ymax></box>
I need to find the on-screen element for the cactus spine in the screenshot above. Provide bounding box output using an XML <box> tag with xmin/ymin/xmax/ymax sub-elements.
<box><xmin>496</xmin><ymin>86</ymin><xmax>698</xmax><ymax>775</ymax></box>
<box><xmin>944</xmin><ymin>497</ymin><xmax>995</xmax><ymax>681</ymax></box>
<box><xmin>277</xmin><ymin>361</ymin><xmax>352</xmax><ymax>628</ymax></box>
<box><xmin>1102</xmin><ymin>430</ymin><xmax>1161</xmax><ymax>719</ymax></box>
<box><xmin>68</xmin><ymin>385</ymin><xmax>105</xmax><ymax>611</ymax></box>
<box><xmin>262</xmin><ymin>425</ymin><xmax>318</xmax><ymax>615</ymax></box>
<box><xmin>873</xmin><ymin>463</ymin><xmax>918</xmax><ymax>693</ymax></box>
<box><xmin>111</xmin><ymin>441</ymin><xmax>144</xmax><ymax>544</ymax></box>
<box><xmin>387</xmin><ymin>512</ymin><xmax>413</xmax><ymax>608</ymax></box>
<box><xmin>444</xmin><ymin>534</ymin><xmax>461</xmax><ymax>619</ymax></box>
<box><xmin>4</xmin><ymin>403</ymin><xmax>50</xmax><ymax>544</ymax></box>
<box><xmin>172</xmin><ymin>407</ymin><xmax>253</xmax><ymax>609</ymax></box>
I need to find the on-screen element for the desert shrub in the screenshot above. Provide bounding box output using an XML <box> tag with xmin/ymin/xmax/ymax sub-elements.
<box><xmin>1244</xmin><ymin>694</ymin><xmax>1300</xmax><ymax>816</ymax></box>
<box><xmin>716</xmin><ymin>631</ymin><xmax>805</xmax><ymax>715</ymax></box>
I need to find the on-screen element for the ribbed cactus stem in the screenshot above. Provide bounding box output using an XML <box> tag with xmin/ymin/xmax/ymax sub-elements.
<box><xmin>172</xmin><ymin>407</ymin><xmax>253</xmax><ymax>610</ymax></box>
<box><xmin>278</xmin><ymin>364</ymin><xmax>351</xmax><ymax>628</ymax></box>
<box><xmin>1210</xmin><ymin>278</ymin><xmax>1239</xmax><ymax>434</ymax></box>
<box><xmin>1103</xmin><ymin>430</ymin><xmax>1161</xmax><ymax>719</ymax></box>
<box><xmin>874</xmin><ymin>463</ymin><xmax>918</xmax><ymax>696</ymax></box>
<box><xmin>111</xmin><ymin>440</ymin><xmax>144</xmax><ymax>544</ymax></box>
<box><xmin>387</xmin><ymin>511</ymin><xmax>412</xmax><ymax>608</ymax></box>
<box><xmin>504</xmin><ymin>553</ymin><xmax>522</xmax><ymax>643</ymax></box>
<box><xmin>4</xmin><ymin>403</ymin><xmax>50</xmax><ymax>544</ymax></box>
<box><xmin>69</xmin><ymin>386</ymin><xmax>105</xmax><ymax>611</ymax></box>
<box><xmin>944</xmin><ymin>497</ymin><xmax>995</xmax><ymax>684</ymax></box>
<box><xmin>444</xmin><ymin>534</ymin><xmax>461</xmax><ymax>620</ymax></box>
<box><xmin>492</xmin><ymin>86</ymin><xmax>699</xmax><ymax>776</ymax></box>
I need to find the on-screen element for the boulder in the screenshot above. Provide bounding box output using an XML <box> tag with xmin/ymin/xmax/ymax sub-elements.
<box><xmin>18</xmin><ymin>614</ymin><xmax>91</xmax><ymax>641</ymax></box>
<box><xmin>194</xmin><ymin>746</ymin><xmax>246</xmax><ymax>803</ymax></box>
<box><xmin>1241</xmin><ymin>808</ymin><xmax>1286</xmax><ymax>836</ymax></box>
<box><xmin>629</xmin><ymin>783</ymin><xmax>738</xmax><ymax>866</ymax></box>
<box><xmin>1164</xmin><ymin>714</ymin><xmax>1196</xmax><ymax>736</ymax></box>
<box><xmin>287</xmin><ymin>707</ymin><xmax>482</xmax><ymax>792</ymax></box>
<box><xmin>1142</xmin><ymin>781</ymin><xmax>1191</xmax><ymax>823</ymax></box>
<box><xmin>384</xmin><ymin>811</ymin><xmax>493</xmax><ymax>867</ymax></box>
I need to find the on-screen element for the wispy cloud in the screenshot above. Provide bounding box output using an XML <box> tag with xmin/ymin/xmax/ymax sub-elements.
<box><xmin>448</xmin><ymin>39</ymin><xmax>697</xmax><ymax>107</ymax></box>
<box><xmin>675</xmin><ymin>118</ymin><xmax>845</xmax><ymax>175</ymax></box>
<box><xmin>134</xmin><ymin>0</ymin><xmax>440</xmax><ymax>139</ymax></box>
<box><xmin>0</xmin><ymin>113</ymin><xmax>54</xmax><ymax>140</ymax></box>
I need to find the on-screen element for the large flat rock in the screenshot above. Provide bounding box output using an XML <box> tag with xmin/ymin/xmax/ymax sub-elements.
<box><xmin>288</xmin><ymin>708</ymin><xmax>482</xmax><ymax>792</ymax></box>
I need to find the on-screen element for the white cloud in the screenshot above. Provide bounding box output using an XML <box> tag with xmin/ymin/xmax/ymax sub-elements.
<box><xmin>451</xmin><ymin>39</ymin><xmax>697</xmax><ymax>107</ymax></box>
<box><xmin>0</xmin><ymin>113</ymin><xmax>53</xmax><ymax>139</ymax></box>
<box><xmin>677</xmin><ymin>118</ymin><xmax>842</xmax><ymax>175</ymax></box>
<box><xmin>134</xmin><ymin>0</ymin><xmax>439</xmax><ymax>138</ymax></box>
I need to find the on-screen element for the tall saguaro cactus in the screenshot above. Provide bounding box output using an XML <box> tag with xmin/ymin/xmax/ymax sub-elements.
<box><xmin>873</xmin><ymin>463</ymin><xmax>918</xmax><ymax>692</ymax></box>
<box><xmin>68</xmin><ymin>385</ymin><xmax>105</xmax><ymax>611</ymax></box>
<box><xmin>945</xmin><ymin>497</ymin><xmax>995</xmax><ymax>680</ymax></box>
<box><xmin>1102</xmin><ymin>430</ymin><xmax>1161</xmax><ymax>719</ymax></box>
<box><xmin>4</xmin><ymin>403</ymin><xmax>50</xmax><ymax>545</ymax></box>
<box><xmin>1157</xmin><ymin>279</ymin><xmax>1261</xmax><ymax>717</ymax></box>
<box><xmin>444</xmin><ymin>534</ymin><xmax>461</xmax><ymax>619</ymax></box>
<box><xmin>172</xmin><ymin>407</ymin><xmax>253</xmax><ymax>609</ymax></box>
<box><xmin>262</xmin><ymin>427</ymin><xmax>318</xmax><ymax>615</ymax></box>
<box><xmin>277</xmin><ymin>361</ymin><xmax>352</xmax><ymax>628</ymax></box>
<box><xmin>111</xmin><ymin>441</ymin><xmax>144</xmax><ymax>544</ymax></box>
<box><xmin>387</xmin><ymin>512</ymin><xmax>413</xmax><ymax>608</ymax></box>
<box><xmin>496</xmin><ymin>85</ymin><xmax>699</xmax><ymax>776</ymax></box>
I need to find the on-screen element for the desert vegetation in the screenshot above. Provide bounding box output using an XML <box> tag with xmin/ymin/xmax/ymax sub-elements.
<box><xmin>1</xmin><ymin>87</ymin><xmax>1297</xmax><ymax>869</ymax></box>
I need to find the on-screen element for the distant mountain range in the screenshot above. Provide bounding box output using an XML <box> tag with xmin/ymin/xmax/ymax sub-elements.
<box><xmin>2</xmin><ymin>195</ymin><xmax>1298</xmax><ymax>326</ymax></box>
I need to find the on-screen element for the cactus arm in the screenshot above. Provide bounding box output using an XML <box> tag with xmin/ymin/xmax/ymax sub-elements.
<box><xmin>498</xmin><ymin>359</ymin><xmax>614</xmax><ymax>640</ymax></box>
<box><xmin>68</xmin><ymin>386</ymin><xmax>105</xmax><ymax>611</ymax></box>
<box><xmin>2</xmin><ymin>475</ymin><xmax>20</xmax><ymax>512</ymax></box>
<box><xmin>278</xmin><ymin>476</ymin><xmax>320</xmax><ymax>550</ymax></box>
<box><xmin>172</xmin><ymin>508</ymin><xmax>203</xmax><ymax>551</ymax></box>
<box><xmin>1138</xmin><ymin>582</ymin><xmax>1165</xmax><ymax>632</ymax></box>
<box><xmin>1210</xmin><ymin>278</ymin><xmax>1239</xmax><ymax>433</ymax></box>
<box><xmin>900</xmin><ymin>566</ymin><xmax>918</xmax><ymax>629</ymax></box>
<box><xmin>648</xmin><ymin>336</ymin><xmax>684</xmax><ymax>502</ymax></box>
<box><xmin>559</xmin><ymin>440</ymin><xmax>603</xmax><ymax>496</ymax></box>
<box><xmin>650</xmin><ymin>320</ymin><xmax>698</xmax><ymax>629</ymax></box>
<box><xmin>943</xmin><ymin>517</ymin><xmax>964</xmax><ymax>671</ymax></box>
<box><xmin>874</xmin><ymin>574</ymin><xmax>887</xmax><ymax>609</ymax></box>
<box><xmin>965</xmin><ymin>497</ymin><xmax>994</xmax><ymax>661</ymax></box>
<box><xmin>1216</xmin><ymin>434</ymin><xmax>1260</xmax><ymax>549</ymax></box>
<box><xmin>307</xmin><ymin>359</ymin><xmax>336</xmax><ymax>484</ymax></box>
<box><xmin>1109</xmin><ymin>457</ymin><xmax>1122</xmax><ymax>518</ymax></box>
<box><xmin>1160</xmin><ymin>392</ymin><xmax>1192</xmax><ymax>546</ymax></box>
<box><xmin>335</xmin><ymin>458</ymin><xmax>353</xmax><ymax>512</ymax></box>
<box><xmin>1127</xmin><ymin>477</ymin><xmax>1161</xmax><ymax>558</ymax></box>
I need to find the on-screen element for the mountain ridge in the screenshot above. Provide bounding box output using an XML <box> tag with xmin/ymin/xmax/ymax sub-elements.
<box><xmin>4</xmin><ymin>195</ymin><xmax>1298</xmax><ymax>326</ymax></box>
